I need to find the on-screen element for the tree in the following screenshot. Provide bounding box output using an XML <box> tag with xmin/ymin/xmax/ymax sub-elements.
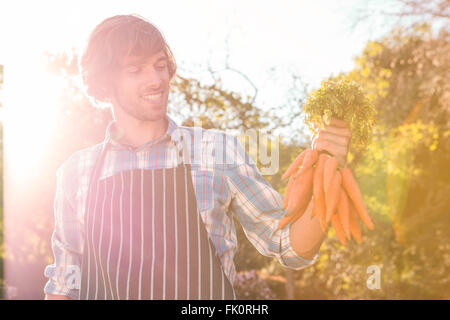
<box><xmin>305</xmin><ymin>23</ymin><xmax>450</xmax><ymax>298</ymax></box>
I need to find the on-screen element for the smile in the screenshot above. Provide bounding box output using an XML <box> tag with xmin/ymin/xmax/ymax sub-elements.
<box><xmin>141</xmin><ymin>92</ymin><xmax>163</xmax><ymax>102</ymax></box>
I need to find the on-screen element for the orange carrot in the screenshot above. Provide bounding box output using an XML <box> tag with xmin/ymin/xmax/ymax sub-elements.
<box><xmin>341</xmin><ymin>168</ymin><xmax>374</xmax><ymax>230</ymax></box>
<box><xmin>311</xmin><ymin>153</ymin><xmax>327</xmax><ymax>221</ymax></box>
<box><xmin>282</xmin><ymin>149</ymin><xmax>308</xmax><ymax>180</ymax></box>
<box><xmin>325</xmin><ymin>170</ymin><xmax>342</xmax><ymax>224</ymax></box>
<box><xmin>296</xmin><ymin>149</ymin><xmax>318</xmax><ymax>176</ymax></box>
<box><xmin>337</xmin><ymin>188</ymin><xmax>351</xmax><ymax>240</ymax></box>
<box><xmin>282</xmin><ymin>175</ymin><xmax>295</xmax><ymax>210</ymax></box>
<box><xmin>319</xmin><ymin>188</ymin><xmax>329</xmax><ymax>232</ymax></box>
<box><xmin>319</xmin><ymin>213</ymin><xmax>329</xmax><ymax>233</ymax></box>
<box><xmin>278</xmin><ymin>203</ymin><xmax>308</xmax><ymax>230</ymax></box>
<box><xmin>331</xmin><ymin>213</ymin><xmax>347</xmax><ymax>246</ymax></box>
<box><xmin>289</xmin><ymin>205</ymin><xmax>308</xmax><ymax>226</ymax></box>
<box><xmin>278</xmin><ymin>213</ymin><xmax>294</xmax><ymax>230</ymax></box>
<box><xmin>285</xmin><ymin>167</ymin><xmax>314</xmax><ymax>217</ymax></box>
<box><xmin>323</xmin><ymin>156</ymin><xmax>338</xmax><ymax>193</ymax></box>
<box><xmin>349</xmin><ymin>202</ymin><xmax>362</xmax><ymax>243</ymax></box>
<box><xmin>317</xmin><ymin>206</ymin><xmax>328</xmax><ymax>232</ymax></box>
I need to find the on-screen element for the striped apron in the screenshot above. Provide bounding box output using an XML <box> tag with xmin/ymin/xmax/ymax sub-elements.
<box><xmin>79</xmin><ymin>138</ymin><xmax>236</xmax><ymax>300</ymax></box>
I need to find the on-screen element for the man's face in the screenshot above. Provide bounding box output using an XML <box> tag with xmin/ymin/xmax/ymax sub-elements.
<box><xmin>112</xmin><ymin>50</ymin><xmax>171</xmax><ymax>122</ymax></box>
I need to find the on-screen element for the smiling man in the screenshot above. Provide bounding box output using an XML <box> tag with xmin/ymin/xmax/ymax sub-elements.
<box><xmin>44</xmin><ymin>14</ymin><xmax>351</xmax><ymax>300</ymax></box>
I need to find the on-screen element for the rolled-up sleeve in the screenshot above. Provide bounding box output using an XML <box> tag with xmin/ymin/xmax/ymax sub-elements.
<box><xmin>44</xmin><ymin>162</ymin><xmax>83</xmax><ymax>299</ymax></box>
<box><xmin>225</xmin><ymin>135</ymin><xmax>319</xmax><ymax>270</ymax></box>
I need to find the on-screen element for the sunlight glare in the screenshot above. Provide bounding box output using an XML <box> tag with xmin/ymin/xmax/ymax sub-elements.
<box><xmin>4</xmin><ymin>55</ymin><xmax>63</xmax><ymax>181</ymax></box>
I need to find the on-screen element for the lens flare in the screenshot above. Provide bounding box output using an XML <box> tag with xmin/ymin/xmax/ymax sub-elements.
<box><xmin>3</xmin><ymin>57</ymin><xmax>63</xmax><ymax>182</ymax></box>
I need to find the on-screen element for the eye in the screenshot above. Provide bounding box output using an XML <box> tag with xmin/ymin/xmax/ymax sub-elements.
<box><xmin>155</xmin><ymin>63</ymin><xmax>168</xmax><ymax>70</ymax></box>
<box><xmin>125</xmin><ymin>66</ymin><xmax>140</xmax><ymax>73</ymax></box>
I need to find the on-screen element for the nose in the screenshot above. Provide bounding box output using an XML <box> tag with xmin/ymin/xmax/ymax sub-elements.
<box><xmin>142</xmin><ymin>66</ymin><xmax>162</xmax><ymax>90</ymax></box>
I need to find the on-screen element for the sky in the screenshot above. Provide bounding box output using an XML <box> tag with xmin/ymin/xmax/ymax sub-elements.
<box><xmin>0</xmin><ymin>0</ymin><xmax>401</xmax><ymax>108</ymax></box>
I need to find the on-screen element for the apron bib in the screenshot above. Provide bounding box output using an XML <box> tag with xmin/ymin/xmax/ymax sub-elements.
<box><xmin>79</xmin><ymin>140</ymin><xmax>236</xmax><ymax>300</ymax></box>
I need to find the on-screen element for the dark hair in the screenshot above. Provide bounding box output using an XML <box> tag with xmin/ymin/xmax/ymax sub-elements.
<box><xmin>79</xmin><ymin>14</ymin><xmax>176</xmax><ymax>106</ymax></box>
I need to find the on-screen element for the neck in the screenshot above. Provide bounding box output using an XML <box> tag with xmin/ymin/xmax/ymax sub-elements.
<box><xmin>113</xmin><ymin>115</ymin><xmax>169</xmax><ymax>148</ymax></box>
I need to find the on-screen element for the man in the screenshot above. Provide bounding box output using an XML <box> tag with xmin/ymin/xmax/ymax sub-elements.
<box><xmin>44</xmin><ymin>14</ymin><xmax>351</xmax><ymax>300</ymax></box>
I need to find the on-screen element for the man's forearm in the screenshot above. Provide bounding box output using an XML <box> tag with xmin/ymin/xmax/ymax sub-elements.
<box><xmin>289</xmin><ymin>199</ymin><xmax>327</xmax><ymax>260</ymax></box>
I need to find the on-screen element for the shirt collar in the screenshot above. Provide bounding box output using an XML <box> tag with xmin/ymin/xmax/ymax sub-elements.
<box><xmin>104</xmin><ymin>114</ymin><xmax>181</xmax><ymax>151</ymax></box>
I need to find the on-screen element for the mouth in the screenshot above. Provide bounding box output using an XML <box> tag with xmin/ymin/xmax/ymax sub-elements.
<box><xmin>140</xmin><ymin>91</ymin><xmax>164</xmax><ymax>104</ymax></box>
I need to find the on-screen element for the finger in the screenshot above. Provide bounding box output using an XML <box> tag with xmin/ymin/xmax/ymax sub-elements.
<box><xmin>316</xmin><ymin>140</ymin><xmax>348</xmax><ymax>159</ymax></box>
<box><xmin>328</xmin><ymin>116</ymin><xmax>350</xmax><ymax>128</ymax></box>
<box><xmin>316</xmin><ymin>132</ymin><xmax>349</xmax><ymax>148</ymax></box>
<box><xmin>322</xmin><ymin>124</ymin><xmax>351</xmax><ymax>138</ymax></box>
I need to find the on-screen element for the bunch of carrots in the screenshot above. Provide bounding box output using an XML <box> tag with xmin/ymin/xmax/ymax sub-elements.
<box><xmin>277</xmin><ymin>79</ymin><xmax>377</xmax><ymax>246</ymax></box>
<box><xmin>278</xmin><ymin>148</ymin><xmax>374</xmax><ymax>245</ymax></box>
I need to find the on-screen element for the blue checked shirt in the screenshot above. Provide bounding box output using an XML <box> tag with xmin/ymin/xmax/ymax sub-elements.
<box><xmin>44</xmin><ymin>114</ymin><xmax>319</xmax><ymax>299</ymax></box>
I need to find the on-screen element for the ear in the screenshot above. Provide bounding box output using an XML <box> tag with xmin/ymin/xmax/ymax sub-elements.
<box><xmin>169</xmin><ymin>72</ymin><xmax>176</xmax><ymax>84</ymax></box>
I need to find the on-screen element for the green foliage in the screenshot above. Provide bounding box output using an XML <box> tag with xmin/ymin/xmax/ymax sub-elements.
<box><xmin>268</xmin><ymin>21</ymin><xmax>450</xmax><ymax>300</ymax></box>
<box><xmin>346</xmin><ymin>24</ymin><xmax>449</xmax><ymax>130</ymax></box>
<box><xmin>171</xmin><ymin>75</ymin><xmax>270</xmax><ymax>133</ymax></box>
<box><xmin>302</xmin><ymin>79</ymin><xmax>376</xmax><ymax>150</ymax></box>
<box><xmin>320</xmin><ymin>24</ymin><xmax>450</xmax><ymax>299</ymax></box>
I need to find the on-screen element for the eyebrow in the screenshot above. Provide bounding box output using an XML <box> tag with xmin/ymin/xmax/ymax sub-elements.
<box><xmin>155</xmin><ymin>57</ymin><xmax>168</xmax><ymax>63</ymax></box>
<box><xmin>123</xmin><ymin>55</ymin><xmax>168</xmax><ymax>66</ymax></box>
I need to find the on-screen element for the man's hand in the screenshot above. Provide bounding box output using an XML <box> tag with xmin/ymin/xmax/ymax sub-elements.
<box><xmin>312</xmin><ymin>116</ymin><xmax>351</xmax><ymax>167</ymax></box>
